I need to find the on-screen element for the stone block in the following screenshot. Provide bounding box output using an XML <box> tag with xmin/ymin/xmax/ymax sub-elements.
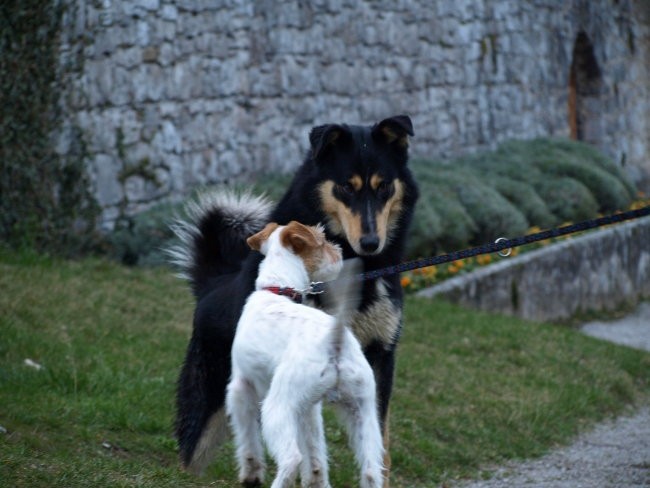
<box><xmin>133</xmin><ymin>64</ymin><xmax>164</xmax><ymax>102</ymax></box>
<box><xmin>109</xmin><ymin>67</ymin><xmax>133</xmax><ymax>105</ymax></box>
<box><xmin>184</xmin><ymin>114</ymin><xmax>208</xmax><ymax>150</ymax></box>
<box><xmin>93</xmin><ymin>154</ymin><xmax>124</xmax><ymax>207</ymax></box>
<box><xmin>157</xmin><ymin>19</ymin><xmax>178</xmax><ymax>42</ymax></box>
<box><xmin>165</xmin><ymin>62</ymin><xmax>193</xmax><ymax>100</ymax></box>
<box><xmin>99</xmin><ymin>205</ymin><xmax>121</xmax><ymax>231</ymax></box>
<box><xmin>164</xmin><ymin>120</ymin><xmax>184</xmax><ymax>154</ymax></box>
<box><xmin>136</xmin><ymin>20</ymin><xmax>150</xmax><ymax>46</ymax></box>
<box><xmin>113</xmin><ymin>46</ymin><xmax>141</xmax><ymax>68</ymax></box>
<box><xmin>138</xmin><ymin>0</ymin><xmax>160</xmax><ymax>11</ymax></box>
<box><xmin>142</xmin><ymin>45</ymin><xmax>159</xmax><ymax>63</ymax></box>
<box><xmin>118</xmin><ymin>109</ymin><xmax>141</xmax><ymax>145</ymax></box>
<box><xmin>176</xmin><ymin>0</ymin><xmax>202</xmax><ymax>14</ymax></box>
<box><xmin>161</xmin><ymin>4</ymin><xmax>178</xmax><ymax>20</ymax></box>
<box><xmin>124</xmin><ymin>174</ymin><xmax>147</xmax><ymax>202</ymax></box>
<box><xmin>165</xmin><ymin>155</ymin><xmax>185</xmax><ymax>192</ymax></box>
<box><xmin>158</xmin><ymin>42</ymin><xmax>175</xmax><ymax>66</ymax></box>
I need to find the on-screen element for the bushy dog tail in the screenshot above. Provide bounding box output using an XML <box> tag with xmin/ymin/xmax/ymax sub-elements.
<box><xmin>323</xmin><ymin>258</ymin><xmax>363</xmax><ymax>357</ymax></box>
<box><xmin>167</xmin><ymin>189</ymin><xmax>272</xmax><ymax>298</ymax></box>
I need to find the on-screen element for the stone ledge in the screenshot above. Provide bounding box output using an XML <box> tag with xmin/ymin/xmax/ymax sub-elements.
<box><xmin>417</xmin><ymin>215</ymin><xmax>650</xmax><ymax>322</ymax></box>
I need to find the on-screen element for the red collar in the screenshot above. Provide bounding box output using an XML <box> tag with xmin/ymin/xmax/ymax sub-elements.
<box><xmin>262</xmin><ymin>286</ymin><xmax>303</xmax><ymax>304</ymax></box>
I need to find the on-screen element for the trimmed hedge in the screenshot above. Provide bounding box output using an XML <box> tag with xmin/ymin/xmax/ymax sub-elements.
<box><xmin>105</xmin><ymin>176</ymin><xmax>294</xmax><ymax>266</ymax></box>
<box><xmin>480</xmin><ymin>176</ymin><xmax>557</xmax><ymax>229</ymax></box>
<box><xmin>411</xmin><ymin>164</ymin><xmax>530</xmax><ymax>251</ymax></box>
<box><xmin>107</xmin><ymin>138</ymin><xmax>635</xmax><ymax>265</ymax></box>
<box><xmin>408</xmin><ymin>138</ymin><xmax>634</xmax><ymax>255</ymax></box>
<box><xmin>108</xmin><ymin>201</ymin><xmax>183</xmax><ymax>266</ymax></box>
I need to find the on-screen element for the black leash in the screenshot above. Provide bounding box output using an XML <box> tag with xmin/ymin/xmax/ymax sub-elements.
<box><xmin>308</xmin><ymin>205</ymin><xmax>650</xmax><ymax>294</ymax></box>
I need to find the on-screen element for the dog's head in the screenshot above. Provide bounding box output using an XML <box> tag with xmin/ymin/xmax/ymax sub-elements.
<box><xmin>310</xmin><ymin>115</ymin><xmax>416</xmax><ymax>256</ymax></box>
<box><xmin>247</xmin><ymin>221</ymin><xmax>343</xmax><ymax>282</ymax></box>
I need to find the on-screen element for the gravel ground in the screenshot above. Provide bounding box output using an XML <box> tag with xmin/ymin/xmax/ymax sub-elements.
<box><xmin>582</xmin><ymin>302</ymin><xmax>650</xmax><ymax>352</ymax></box>
<box><xmin>455</xmin><ymin>302</ymin><xmax>650</xmax><ymax>488</ymax></box>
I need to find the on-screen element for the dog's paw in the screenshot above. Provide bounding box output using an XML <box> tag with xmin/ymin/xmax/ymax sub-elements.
<box><xmin>302</xmin><ymin>466</ymin><xmax>330</xmax><ymax>488</ymax></box>
<box><xmin>240</xmin><ymin>472</ymin><xmax>263</xmax><ymax>487</ymax></box>
<box><xmin>239</xmin><ymin>457</ymin><xmax>265</xmax><ymax>487</ymax></box>
<box><xmin>360</xmin><ymin>466</ymin><xmax>385</xmax><ymax>488</ymax></box>
<box><xmin>303</xmin><ymin>477</ymin><xmax>331</xmax><ymax>488</ymax></box>
<box><xmin>242</xmin><ymin>478</ymin><xmax>263</xmax><ymax>488</ymax></box>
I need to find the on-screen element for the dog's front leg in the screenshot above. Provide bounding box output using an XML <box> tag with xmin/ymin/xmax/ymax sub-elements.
<box><xmin>363</xmin><ymin>340</ymin><xmax>397</xmax><ymax>488</ymax></box>
<box><xmin>298</xmin><ymin>402</ymin><xmax>330</xmax><ymax>488</ymax></box>
<box><xmin>226</xmin><ymin>377</ymin><xmax>266</xmax><ymax>486</ymax></box>
<box><xmin>262</xmin><ymin>384</ymin><xmax>304</xmax><ymax>488</ymax></box>
<box><xmin>336</xmin><ymin>354</ymin><xmax>385</xmax><ymax>488</ymax></box>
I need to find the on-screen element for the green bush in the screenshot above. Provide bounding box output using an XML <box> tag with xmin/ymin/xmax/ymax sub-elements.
<box><xmin>542</xmin><ymin>138</ymin><xmax>636</xmax><ymax>196</ymax></box>
<box><xmin>481</xmin><ymin>176</ymin><xmax>557</xmax><ymax>229</ymax></box>
<box><xmin>105</xmin><ymin>173</ymin><xmax>283</xmax><ymax>266</ymax></box>
<box><xmin>0</xmin><ymin>1</ymin><xmax>100</xmax><ymax>255</ymax></box>
<box><xmin>532</xmin><ymin>157</ymin><xmax>633</xmax><ymax>213</ymax></box>
<box><xmin>105</xmin><ymin>174</ymin><xmax>296</xmax><ymax>266</ymax></box>
<box><xmin>410</xmin><ymin>163</ymin><xmax>529</xmax><ymax>253</ymax></box>
<box><xmin>437</xmin><ymin>168</ymin><xmax>529</xmax><ymax>244</ymax></box>
<box><xmin>535</xmin><ymin>177</ymin><xmax>600</xmax><ymax>222</ymax></box>
<box><xmin>407</xmin><ymin>137</ymin><xmax>633</xmax><ymax>257</ymax></box>
<box><xmin>408</xmin><ymin>182</ymin><xmax>475</xmax><ymax>256</ymax></box>
<box><xmin>496</xmin><ymin>139</ymin><xmax>634</xmax><ymax>210</ymax></box>
<box><xmin>107</xmin><ymin>201</ymin><xmax>184</xmax><ymax>266</ymax></box>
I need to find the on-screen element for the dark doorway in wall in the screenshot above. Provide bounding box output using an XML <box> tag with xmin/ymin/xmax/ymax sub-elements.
<box><xmin>568</xmin><ymin>32</ymin><xmax>603</xmax><ymax>142</ymax></box>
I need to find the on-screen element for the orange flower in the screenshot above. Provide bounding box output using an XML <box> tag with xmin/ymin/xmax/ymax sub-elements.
<box><xmin>400</xmin><ymin>276</ymin><xmax>412</xmax><ymax>288</ymax></box>
<box><xmin>631</xmin><ymin>199</ymin><xmax>650</xmax><ymax>210</ymax></box>
<box><xmin>423</xmin><ymin>266</ymin><xmax>437</xmax><ymax>277</ymax></box>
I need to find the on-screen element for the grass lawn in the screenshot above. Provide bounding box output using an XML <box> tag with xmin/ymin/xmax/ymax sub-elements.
<box><xmin>1</xmin><ymin>251</ymin><xmax>648</xmax><ymax>487</ymax></box>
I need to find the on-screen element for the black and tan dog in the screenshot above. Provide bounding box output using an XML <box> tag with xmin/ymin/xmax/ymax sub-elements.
<box><xmin>170</xmin><ymin>115</ymin><xmax>419</xmax><ymax>485</ymax></box>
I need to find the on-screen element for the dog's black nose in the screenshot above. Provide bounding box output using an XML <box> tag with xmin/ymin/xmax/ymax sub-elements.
<box><xmin>360</xmin><ymin>235</ymin><xmax>380</xmax><ymax>253</ymax></box>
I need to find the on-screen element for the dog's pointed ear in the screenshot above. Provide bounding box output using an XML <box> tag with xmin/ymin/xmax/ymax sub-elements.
<box><xmin>281</xmin><ymin>221</ymin><xmax>319</xmax><ymax>255</ymax></box>
<box><xmin>309</xmin><ymin>124</ymin><xmax>350</xmax><ymax>162</ymax></box>
<box><xmin>372</xmin><ymin>115</ymin><xmax>414</xmax><ymax>148</ymax></box>
<box><xmin>247</xmin><ymin>222</ymin><xmax>279</xmax><ymax>254</ymax></box>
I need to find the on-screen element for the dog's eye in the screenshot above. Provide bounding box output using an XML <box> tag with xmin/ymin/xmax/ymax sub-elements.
<box><xmin>340</xmin><ymin>182</ymin><xmax>355</xmax><ymax>195</ymax></box>
<box><xmin>377</xmin><ymin>181</ymin><xmax>392</xmax><ymax>197</ymax></box>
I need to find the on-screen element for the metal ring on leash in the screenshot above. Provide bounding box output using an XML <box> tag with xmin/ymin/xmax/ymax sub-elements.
<box><xmin>495</xmin><ymin>237</ymin><xmax>512</xmax><ymax>257</ymax></box>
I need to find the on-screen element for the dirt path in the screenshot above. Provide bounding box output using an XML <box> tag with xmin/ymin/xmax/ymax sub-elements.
<box><xmin>456</xmin><ymin>302</ymin><xmax>650</xmax><ymax>488</ymax></box>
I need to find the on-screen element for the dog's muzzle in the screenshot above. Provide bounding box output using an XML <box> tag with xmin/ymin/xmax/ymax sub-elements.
<box><xmin>359</xmin><ymin>234</ymin><xmax>380</xmax><ymax>254</ymax></box>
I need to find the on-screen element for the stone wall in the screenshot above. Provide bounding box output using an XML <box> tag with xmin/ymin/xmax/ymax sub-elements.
<box><xmin>56</xmin><ymin>0</ymin><xmax>650</xmax><ymax>227</ymax></box>
<box><xmin>417</xmin><ymin>215</ymin><xmax>650</xmax><ymax>322</ymax></box>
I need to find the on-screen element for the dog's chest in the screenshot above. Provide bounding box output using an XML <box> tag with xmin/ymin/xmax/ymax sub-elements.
<box><xmin>348</xmin><ymin>279</ymin><xmax>401</xmax><ymax>348</ymax></box>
